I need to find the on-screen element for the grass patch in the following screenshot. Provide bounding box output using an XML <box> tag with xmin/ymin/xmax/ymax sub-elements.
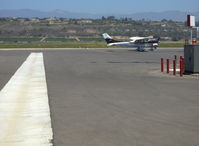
<box><xmin>0</xmin><ymin>42</ymin><xmax>107</xmax><ymax>48</ymax></box>
<box><xmin>0</xmin><ymin>38</ymin><xmax>41</xmax><ymax>42</ymax></box>
<box><xmin>45</xmin><ymin>38</ymin><xmax>76</xmax><ymax>42</ymax></box>
<box><xmin>159</xmin><ymin>41</ymin><xmax>184</xmax><ymax>48</ymax></box>
<box><xmin>0</xmin><ymin>40</ymin><xmax>185</xmax><ymax>48</ymax></box>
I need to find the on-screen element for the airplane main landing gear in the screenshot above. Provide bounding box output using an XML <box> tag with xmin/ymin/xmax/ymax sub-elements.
<box><xmin>137</xmin><ymin>47</ymin><xmax>145</xmax><ymax>52</ymax></box>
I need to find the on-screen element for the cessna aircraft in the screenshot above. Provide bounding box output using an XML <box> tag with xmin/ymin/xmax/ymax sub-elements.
<box><xmin>102</xmin><ymin>33</ymin><xmax>160</xmax><ymax>51</ymax></box>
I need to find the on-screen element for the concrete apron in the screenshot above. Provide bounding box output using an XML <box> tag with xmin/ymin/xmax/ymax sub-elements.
<box><xmin>0</xmin><ymin>53</ymin><xmax>53</xmax><ymax>146</ymax></box>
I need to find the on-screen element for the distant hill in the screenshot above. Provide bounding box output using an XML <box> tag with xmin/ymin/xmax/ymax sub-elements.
<box><xmin>0</xmin><ymin>9</ymin><xmax>198</xmax><ymax>21</ymax></box>
<box><xmin>0</xmin><ymin>9</ymin><xmax>95</xmax><ymax>19</ymax></box>
<box><xmin>125</xmin><ymin>11</ymin><xmax>199</xmax><ymax>21</ymax></box>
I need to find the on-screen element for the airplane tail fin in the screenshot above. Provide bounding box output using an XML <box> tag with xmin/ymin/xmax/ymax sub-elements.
<box><xmin>102</xmin><ymin>33</ymin><xmax>112</xmax><ymax>40</ymax></box>
<box><xmin>102</xmin><ymin>33</ymin><xmax>120</xmax><ymax>44</ymax></box>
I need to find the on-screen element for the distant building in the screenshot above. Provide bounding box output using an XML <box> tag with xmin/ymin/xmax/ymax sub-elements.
<box><xmin>46</xmin><ymin>17</ymin><xmax>57</xmax><ymax>24</ymax></box>
<box><xmin>30</xmin><ymin>18</ymin><xmax>40</xmax><ymax>23</ymax></box>
<box><xmin>77</xmin><ymin>20</ymin><xmax>93</xmax><ymax>24</ymax></box>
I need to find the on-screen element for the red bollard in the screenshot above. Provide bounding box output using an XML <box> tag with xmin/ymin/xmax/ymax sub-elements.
<box><xmin>173</xmin><ymin>60</ymin><xmax>176</xmax><ymax>75</ymax></box>
<box><xmin>180</xmin><ymin>56</ymin><xmax>183</xmax><ymax>61</ymax></box>
<box><xmin>167</xmin><ymin>59</ymin><xmax>170</xmax><ymax>74</ymax></box>
<box><xmin>174</xmin><ymin>55</ymin><xmax>177</xmax><ymax>60</ymax></box>
<box><xmin>180</xmin><ymin>59</ymin><xmax>183</xmax><ymax>77</ymax></box>
<box><xmin>182</xmin><ymin>57</ymin><xmax>185</xmax><ymax>74</ymax></box>
<box><xmin>161</xmin><ymin>58</ymin><xmax>164</xmax><ymax>72</ymax></box>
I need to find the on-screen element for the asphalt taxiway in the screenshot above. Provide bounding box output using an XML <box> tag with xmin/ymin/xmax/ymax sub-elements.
<box><xmin>0</xmin><ymin>48</ymin><xmax>198</xmax><ymax>146</ymax></box>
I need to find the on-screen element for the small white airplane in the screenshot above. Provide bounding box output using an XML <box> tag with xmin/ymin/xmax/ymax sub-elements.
<box><xmin>102</xmin><ymin>33</ymin><xmax>160</xmax><ymax>51</ymax></box>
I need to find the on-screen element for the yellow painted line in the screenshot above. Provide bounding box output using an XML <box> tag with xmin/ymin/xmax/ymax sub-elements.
<box><xmin>0</xmin><ymin>53</ymin><xmax>53</xmax><ymax>146</ymax></box>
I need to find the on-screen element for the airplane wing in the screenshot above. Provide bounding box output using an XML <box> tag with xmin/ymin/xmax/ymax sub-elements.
<box><xmin>129</xmin><ymin>37</ymin><xmax>143</xmax><ymax>41</ymax></box>
<box><xmin>130</xmin><ymin>36</ymin><xmax>153</xmax><ymax>41</ymax></box>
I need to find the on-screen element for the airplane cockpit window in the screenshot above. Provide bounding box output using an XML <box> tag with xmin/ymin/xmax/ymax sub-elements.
<box><xmin>135</xmin><ymin>39</ymin><xmax>148</xmax><ymax>44</ymax></box>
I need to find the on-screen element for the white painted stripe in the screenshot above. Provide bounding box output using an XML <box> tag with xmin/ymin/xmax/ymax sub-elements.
<box><xmin>0</xmin><ymin>53</ymin><xmax>53</xmax><ymax>146</ymax></box>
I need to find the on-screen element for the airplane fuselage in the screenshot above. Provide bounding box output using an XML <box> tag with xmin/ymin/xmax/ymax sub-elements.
<box><xmin>108</xmin><ymin>41</ymin><xmax>158</xmax><ymax>51</ymax></box>
<box><xmin>102</xmin><ymin>33</ymin><xmax>160</xmax><ymax>51</ymax></box>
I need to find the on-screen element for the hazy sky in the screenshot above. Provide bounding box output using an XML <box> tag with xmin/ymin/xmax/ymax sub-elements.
<box><xmin>1</xmin><ymin>0</ymin><xmax>199</xmax><ymax>14</ymax></box>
